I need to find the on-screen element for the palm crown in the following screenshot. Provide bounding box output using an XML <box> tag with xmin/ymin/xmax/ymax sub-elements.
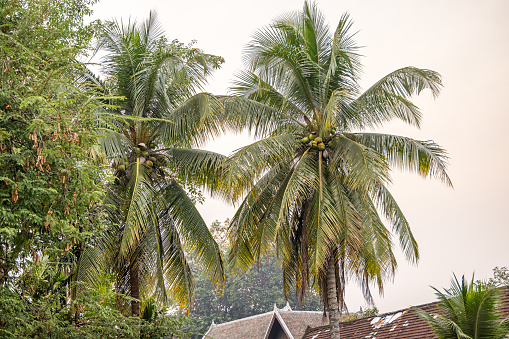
<box><xmin>77</xmin><ymin>13</ymin><xmax>226</xmax><ymax>314</ymax></box>
<box><xmin>222</xmin><ymin>1</ymin><xmax>451</xmax><ymax>327</ymax></box>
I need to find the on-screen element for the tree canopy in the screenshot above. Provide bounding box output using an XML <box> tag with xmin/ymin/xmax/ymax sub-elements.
<box><xmin>0</xmin><ymin>1</ymin><xmax>462</xmax><ymax>338</ymax></box>
<box><xmin>0</xmin><ymin>1</ymin><xmax>191</xmax><ymax>337</ymax></box>
<box><xmin>74</xmin><ymin>12</ymin><xmax>226</xmax><ymax>316</ymax></box>
<box><xmin>221</xmin><ymin>2</ymin><xmax>450</xmax><ymax>338</ymax></box>
<box><xmin>0</xmin><ymin>0</ymin><xmax>105</xmax><ymax>285</ymax></box>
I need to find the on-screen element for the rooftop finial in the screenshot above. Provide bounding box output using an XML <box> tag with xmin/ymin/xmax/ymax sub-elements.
<box><xmin>281</xmin><ymin>301</ymin><xmax>292</xmax><ymax>311</ymax></box>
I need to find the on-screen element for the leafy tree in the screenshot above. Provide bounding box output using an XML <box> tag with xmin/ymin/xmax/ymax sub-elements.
<box><xmin>76</xmin><ymin>13</ymin><xmax>226</xmax><ymax>316</ymax></box>
<box><xmin>209</xmin><ymin>219</ymin><xmax>230</xmax><ymax>252</ymax></box>
<box><xmin>415</xmin><ymin>275</ymin><xmax>509</xmax><ymax>339</ymax></box>
<box><xmin>486</xmin><ymin>267</ymin><xmax>509</xmax><ymax>288</ymax></box>
<box><xmin>0</xmin><ymin>258</ymin><xmax>189</xmax><ymax>338</ymax></box>
<box><xmin>222</xmin><ymin>2</ymin><xmax>450</xmax><ymax>338</ymax></box>
<box><xmin>0</xmin><ymin>1</ymin><xmax>197</xmax><ymax>335</ymax></box>
<box><xmin>0</xmin><ymin>0</ymin><xmax>105</xmax><ymax>285</ymax></box>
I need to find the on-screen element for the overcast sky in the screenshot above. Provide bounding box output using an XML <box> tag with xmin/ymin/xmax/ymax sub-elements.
<box><xmin>91</xmin><ymin>0</ymin><xmax>509</xmax><ymax>314</ymax></box>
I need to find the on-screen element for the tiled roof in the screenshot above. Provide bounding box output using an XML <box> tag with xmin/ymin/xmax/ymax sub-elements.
<box><xmin>302</xmin><ymin>286</ymin><xmax>509</xmax><ymax>339</ymax></box>
<box><xmin>204</xmin><ymin>312</ymin><xmax>273</xmax><ymax>339</ymax></box>
<box><xmin>202</xmin><ymin>307</ymin><xmax>328</xmax><ymax>339</ymax></box>
<box><xmin>278</xmin><ymin>311</ymin><xmax>328</xmax><ymax>339</ymax></box>
<box><xmin>302</xmin><ymin>302</ymin><xmax>438</xmax><ymax>339</ymax></box>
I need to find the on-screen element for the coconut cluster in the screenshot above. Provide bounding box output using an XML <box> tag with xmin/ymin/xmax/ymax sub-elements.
<box><xmin>300</xmin><ymin>133</ymin><xmax>326</xmax><ymax>151</ymax></box>
<box><xmin>111</xmin><ymin>141</ymin><xmax>164</xmax><ymax>179</ymax></box>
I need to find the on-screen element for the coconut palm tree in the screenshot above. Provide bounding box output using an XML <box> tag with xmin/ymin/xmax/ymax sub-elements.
<box><xmin>415</xmin><ymin>275</ymin><xmax>509</xmax><ymax>339</ymax></box>
<box><xmin>221</xmin><ymin>2</ymin><xmax>451</xmax><ymax>338</ymax></box>
<box><xmin>76</xmin><ymin>13</ymin><xmax>226</xmax><ymax>316</ymax></box>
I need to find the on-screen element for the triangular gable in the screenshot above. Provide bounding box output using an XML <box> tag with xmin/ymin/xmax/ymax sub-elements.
<box><xmin>263</xmin><ymin>306</ymin><xmax>294</xmax><ymax>339</ymax></box>
<box><xmin>201</xmin><ymin>305</ymin><xmax>326</xmax><ymax>338</ymax></box>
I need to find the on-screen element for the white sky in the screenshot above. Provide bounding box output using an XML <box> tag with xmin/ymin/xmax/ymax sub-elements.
<box><xmin>91</xmin><ymin>0</ymin><xmax>509</xmax><ymax>314</ymax></box>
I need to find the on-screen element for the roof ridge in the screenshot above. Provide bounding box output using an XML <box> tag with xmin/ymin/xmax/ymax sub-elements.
<box><xmin>207</xmin><ymin>310</ymin><xmax>274</xmax><ymax>328</ymax></box>
<box><xmin>279</xmin><ymin>310</ymin><xmax>324</xmax><ymax>314</ymax></box>
<box><xmin>210</xmin><ymin>309</ymin><xmax>324</xmax><ymax>328</ymax></box>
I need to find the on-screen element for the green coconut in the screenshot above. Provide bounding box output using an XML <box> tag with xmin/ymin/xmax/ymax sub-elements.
<box><xmin>308</xmin><ymin>134</ymin><xmax>315</xmax><ymax>140</ymax></box>
<box><xmin>314</xmin><ymin>137</ymin><xmax>322</xmax><ymax>143</ymax></box>
<box><xmin>134</xmin><ymin>147</ymin><xmax>141</xmax><ymax>154</ymax></box>
<box><xmin>317</xmin><ymin>142</ymin><xmax>325</xmax><ymax>151</ymax></box>
<box><xmin>149</xmin><ymin>156</ymin><xmax>157</xmax><ymax>163</ymax></box>
<box><xmin>118</xmin><ymin>165</ymin><xmax>125</xmax><ymax>171</ymax></box>
<box><xmin>312</xmin><ymin>141</ymin><xmax>318</xmax><ymax>148</ymax></box>
<box><xmin>301</xmin><ymin>137</ymin><xmax>310</xmax><ymax>144</ymax></box>
<box><xmin>142</xmin><ymin>151</ymin><xmax>149</xmax><ymax>157</ymax></box>
<box><xmin>146</xmin><ymin>160</ymin><xmax>154</xmax><ymax>167</ymax></box>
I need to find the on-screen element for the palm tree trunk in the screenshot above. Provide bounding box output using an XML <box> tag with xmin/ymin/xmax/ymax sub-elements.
<box><xmin>130</xmin><ymin>263</ymin><xmax>141</xmax><ymax>317</ymax></box>
<box><xmin>327</xmin><ymin>256</ymin><xmax>340</xmax><ymax>339</ymax></box>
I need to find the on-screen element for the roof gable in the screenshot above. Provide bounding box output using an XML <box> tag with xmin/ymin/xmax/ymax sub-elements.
<box><xmin>264</xmin><ymin>307</ymin><xmax>294</xmax><ymax>339</ymax></box>
<box><xmin>202</xmin><ymin>305</ymin><xmax>327</xmax><ymax>339</ymax></box>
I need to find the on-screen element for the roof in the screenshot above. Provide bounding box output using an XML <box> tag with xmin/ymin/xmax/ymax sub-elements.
<box><xmin>302</xmin><ymin>302</ymin><xmax>438</xmax><ymax>339</ymax></box>
<box><xmin>277</xmin><ymin>310</ymin><xmax>329</xmax><ymax>339</ymax></box>
<box><xmin>203</xmin><ymin>304</ymin><xmax>328</xmax><ymax>339</ymax></box>
<box><xmin>302</xmin><ymin>286</ymin><xmax>509</xmax><ymax>339</ymax></box>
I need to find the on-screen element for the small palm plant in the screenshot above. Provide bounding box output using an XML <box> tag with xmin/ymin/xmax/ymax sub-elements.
<box><xmin>415</xmin><ymin>275</ymin><xmax>509</xmax><ymax>339</ymax></box>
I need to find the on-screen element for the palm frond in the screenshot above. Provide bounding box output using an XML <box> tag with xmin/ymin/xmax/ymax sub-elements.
<box><xmin>222</xmin><ymin>133</ymin><xmax>299</xmax><ymax>201</ymax></box>
<box><xmin>117</xmin><ymin>159</ymin><xmax>159</xmax><ymax>265</ymax></box>
<box><xmin>159</xmin><ymin>92</ymin><xmax>224</xmax><ymax>147</ymax></box>
<box><xmin>246</xmin><ymin>18</ymin><xmax>319</xmax><ymax>114</ymax></box>
<box><xmin>348</xmin><ymin>133</ymin><xmax>452</xmax><ymax>186</ymax></box>
<box><xmin>160</xmin><ymin>180</ymin><xmax>224</xmax><ymax>292</ymax></box>
<box><xmin>371</xmin><ymin>182</ymin><xmax>419</xmax><ymax>263</ymax></box>
<box><xmin>164</xmin><ymin>147</ymin><xmax>227</xmax><ymax>193</ymax></box>
<box><xmin>329</xmin><ymin>134</ymin><xmax>391</xmax><ymax>191</ymax></box>
<box><xmin>228</xmin><ymin>164</ymin><xmax>290</xmax><ymax>272</ymax></box>
<box><xmin>349</xmin><ymin>67</ymin><xmax>442</xmax><ymax>128</ymax></box>
<box><xmin>305</xmin><ymin>155</ymin><xmax>342</xmax><ymax>277</ymax></box>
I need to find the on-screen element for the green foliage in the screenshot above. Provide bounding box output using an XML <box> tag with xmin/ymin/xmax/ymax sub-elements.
<box><xmin>0</xmin><ymin>262</ymin><xmax>189</xmax><ymax>339</ymax></box>
<box><xmin>415</xmin><ymin>274</ymin><xmax>509</xmax><ymax>339</ymax></box>
<box><xmin>221</xmin><ymin>2</ymin><xmax>449</xmax><ymax>338</ymax></box>
<box><xmin>76</xmin><ymin>12</ymin><xmax>226</xmax><ymax>314</ymax></box>
<box><xmin>0</xmin><ymin>0</ymin><xmax>106</xmax><ymax>284</ymax></box>
<box><xmin>340</xmin><ymin>307</ymin><xmax>379</xmax><ymax>322</ymax></box>
<box><xmin>486</xmin><ymin>267</ymin><xmax>509</xmax><ymax>288</ymax></box>
<box><xmin>0</xmin><ymin>1</ymin><xmax>194</xmax><ymax>336</ymax></box>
